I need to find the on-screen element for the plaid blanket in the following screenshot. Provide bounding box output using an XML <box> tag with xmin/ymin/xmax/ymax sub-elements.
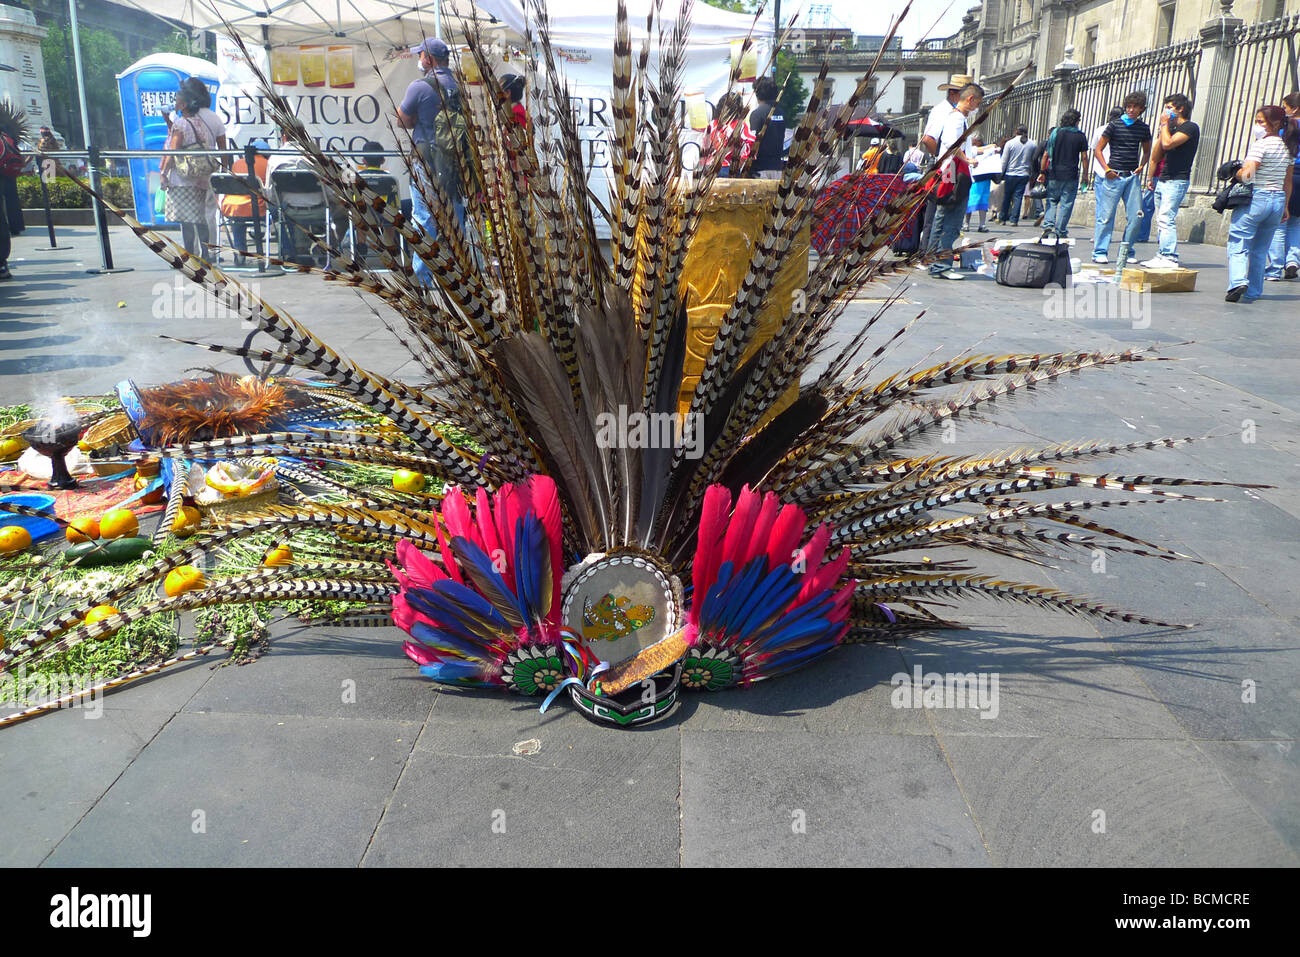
<box><xmin>811</xmin><ymin>172</ymin><xmax>915</xmax><ymax>255</ymax></box>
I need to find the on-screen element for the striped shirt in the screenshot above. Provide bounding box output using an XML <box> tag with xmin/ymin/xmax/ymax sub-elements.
<box><xmin>1102</xmin><ymin>117</ymin><xmax>1152</xmax><ymax>174</ymax></box>
<box><xmin>1246</xmin><ymin>135</ymin><xmax>1293</xmax><ymax>191</ymax></box>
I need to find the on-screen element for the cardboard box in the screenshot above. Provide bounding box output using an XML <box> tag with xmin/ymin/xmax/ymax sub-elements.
<box><xmin>1120</xmin><ymin>266</ymin><xmax>1197</xmax><ymax>293</ymax></box>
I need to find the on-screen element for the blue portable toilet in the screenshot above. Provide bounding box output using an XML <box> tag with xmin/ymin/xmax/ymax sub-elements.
<box><xmin>117</xmin><ymin>54</ymin><xmax>221</xmax><ymax>227</ymax></box>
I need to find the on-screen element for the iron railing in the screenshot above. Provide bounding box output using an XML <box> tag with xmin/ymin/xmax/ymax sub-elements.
<box><xmin>1070</xmin><ymin>38</ymin><xmax>1202</xmax><ymax>145</ymax></box>
<box><xmin>1210</xmin><ymin>13</ymin><xmax>1300</xmax><ymax>185</ymax></box>
<box><xmin>985</xmin><ymin>76</ymin><xmax>1055</xmax><ymax>144</ymax></box>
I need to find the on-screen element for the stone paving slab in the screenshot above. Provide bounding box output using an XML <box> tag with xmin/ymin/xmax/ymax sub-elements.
<box><xmin>1098</xmin><ymin>617</ymin><xmax>1300</xmax><ymax>742</ymax></box>
<box><xmin>0</xmin><ymin>707</ymin><xmax>173</xmax><ymax>867</ymax></box>
<box><xmin>1</xmin><ymin>222</ymin><xmax>1298</xmax><ymax>866</ymax></box>
<box><xmin>939</xmin><ymin>735</ymin><xmax>1299</xmax><ymax>867</ymax></box>
<box><xmin>182</xmin><ymin>620</ymin><xmax>434</xmax><ymax>724</ymax></box>
<box><xmin>43</xmin><ymin>711</ymin><xmax>416</xmax><ymax>867</ymax></box>
<box><xmin>365</xmin><ymin>713</ymin><xmax>681</xmax><ymax>867</ymax></box>
<box><xmin>680</xmin><ymin>730</ymin><xmax>989</xmax><ymax>867</ymax></box>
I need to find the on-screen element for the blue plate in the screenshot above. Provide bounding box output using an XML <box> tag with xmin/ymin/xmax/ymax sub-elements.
<box><xmin>0</xmin><ymin>493</ymin><xmax>60</xmax><ymax>542</ymax></box>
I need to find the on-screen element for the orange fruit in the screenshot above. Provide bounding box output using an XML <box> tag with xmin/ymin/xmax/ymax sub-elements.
<box><xmin>84</xmin><ymin>605</ymin><xmax>120</xmax><ymax>629</ymax></box>
<box><xmin>0</xmin><ymin>525</ymin><xmax>32</xmax><ymax>555</ymax></box>
<box><xmin>100</xmin><ymin>509</ymin><xmax>139</xmax><ymax>540</ymax></box>
<box><xmin>164</xmin><ymin>565</ymin><xmax>206</xmax><ymax>597</ymax></box>
<box><xmin>263</xmin><ymin>543</ymin><xmax>294</xmax><ymax>567</ymax></box>
<box><xmin>172</xmin><ymin>506</ymin><xmax>201</xmax><ymax>538</ymax></box>
<box><xmin>392</xmin><ymin>469</ymin><xmax>426</xmax><ymax>493</ymax></box>
<box><xmin>65</xmin><ymin>516</ymin><xmax>100</xmax><ymax>543</ymax></box>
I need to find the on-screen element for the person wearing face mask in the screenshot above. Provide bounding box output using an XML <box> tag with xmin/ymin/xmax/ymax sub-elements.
<box><xmin>1091</xmin><ymin>92</ymin><xmax>1152</xmax><ymax>269</ymax></box>
<box><xmin>1265</xmin><ymin>92</ymin><xmax>1300</xmax><ymax>281</ymax></box>
<box><xmin>1141</xmin><ymin>93</ymin><xmax>1199</xmax><ymax>269</ymax></box>
<box><xmin>1225</xmin><ymin>104</ymin><xmax>1298</xmax><ymax>303</ymax></box>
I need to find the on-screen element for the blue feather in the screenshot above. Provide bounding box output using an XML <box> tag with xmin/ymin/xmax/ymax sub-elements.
<box><xmin>733</xmin><ymin>565</ymin><xmax>802</xmax><ymax>637</ymax></box>
<box><xmin>513</xmin><ymin>514</ymin><xmax>548</xmax><ymax>625</ymax></box>
<box><xmin>406</xmin><ymin>584</ymin><xmax>509</xmax><ymax>646</ymax></box>
<box><xmin>419</xmin><ymin>660</ymin><xmax>490</xmax><ymax>682</ymax></box>
<box><xmin>699</xmin><ymin>560</ymin><xmax>736</xmax><ymax>626</ymax></box>
<box><xmin>410</xmin><ymin>621</ymin><xmax>493</xmax><ymax>661</ymax></box>
<box><xmin>451</xmin><ymin>535</ymin><xmax>528</xmax><ymax>627</ymax></box>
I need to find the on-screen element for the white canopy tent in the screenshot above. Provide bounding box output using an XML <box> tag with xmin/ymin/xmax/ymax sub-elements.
<box><xmin>107</xmin><ymin>0</ymin><xmax>771</xmax><ymax>51</ymax></box>
<box><xmin>76</xmin><ymin>0</ymin><xmax>772</xmax><ymax>265</ymax></box>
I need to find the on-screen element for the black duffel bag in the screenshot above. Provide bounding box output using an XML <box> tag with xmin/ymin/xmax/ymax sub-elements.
<box><xmin>995</xmin><ymin>227</ymin><xmax>1072</xmax><ymax>289</ymax></box>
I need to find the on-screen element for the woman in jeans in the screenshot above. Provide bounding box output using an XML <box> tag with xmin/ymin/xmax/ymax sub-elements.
<box><xmin>1265</xmin><ymin>93</ymin><xmax>1300</xmax><ymax>280</ymax></box>
<box><xmin>1226</xmin><ymin>105</ymin><xmax>1298</xmax><ymax>303</ymax></box>
<box><xmin>160</xmin><ymin>86</ymin><xmax>216</xmax><ymax>256</ymax></box>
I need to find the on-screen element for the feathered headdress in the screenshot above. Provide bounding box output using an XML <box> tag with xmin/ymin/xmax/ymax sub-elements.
<box><xmin>0</xmin><ymin>0</ymin><xmax>1265</xmax><ymax>727</ymax></box>
<box><xmin>0</xmin><ymin>99</ymin><xmax>29</xmax><ymax>144</ymax></box>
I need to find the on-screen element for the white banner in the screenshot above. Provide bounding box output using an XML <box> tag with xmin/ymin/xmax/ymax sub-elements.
<box><xmin>213</xmin><ymin>34</ymin><xmax>767</xmax><ymax>222</ymax></box>
<box><xmin>215</xmin><ymin>37</ymin><xmax>418</xmax><ymax>156</ymax></box>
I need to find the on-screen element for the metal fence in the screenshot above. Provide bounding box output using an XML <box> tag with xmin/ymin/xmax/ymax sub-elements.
<box><xmin>1210</xmin><ymin>13</ymin><xmax>1300</xmax><ymax>184</ymax></box>
<box><xmin>985</xmin><ymin>75</ymin><xmax>1055</xmax><ymax>143</ymax></box>
<box><xmin>1071</xmin><ymin>38</ymin><xmax>1202</xmax><ymax>144</ymax></box>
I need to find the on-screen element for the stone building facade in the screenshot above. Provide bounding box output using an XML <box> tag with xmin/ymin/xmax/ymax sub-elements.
<box><xmin>958</xmin><ymin>0</ymin><xmax>1299</xmax><ymax>89</ymax></box>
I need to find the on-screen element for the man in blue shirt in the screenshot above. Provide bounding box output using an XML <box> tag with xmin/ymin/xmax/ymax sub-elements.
<box><xmin>397</xmin><ymin>37</ymin><xmax>466</xmax><ymax>287</ymax></box>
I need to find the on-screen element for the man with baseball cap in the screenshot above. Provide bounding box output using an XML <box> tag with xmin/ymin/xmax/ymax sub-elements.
<box><xmin>397</xmin><ymin>36</ymin><xmax>466</xmax><ymax>286</ymax></box>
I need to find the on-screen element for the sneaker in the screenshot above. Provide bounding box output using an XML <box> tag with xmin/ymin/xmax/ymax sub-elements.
<box><xmin>1126</xmin><ymin>253</ymin><xmax>1139</xmax><ymax>264</ymax></box>
<box><xmin>939</xmin><ymin>269</ymin><xmax>965</xmax><ymax>280</ymax></box>
<box><xmin>977</xmin><ymin>225</ymin><xmax>989</xmax><ymax>233</ymax></box>
<box><xmin>1225</xmin><ymin>285</ymin><xmax>1246</xmax><ymax>302</ymax></box>
<box><xmin>1286</xmin><ymin>264</ymin><xmax>1298</xmax><ymax>279</ymax></box>
<box><xmin>1092</xmin><ymin>254</ymin><xmax>1109</xmax><ymax>264</ymax></box>
<box><xmin>1140</xmin><ymin>256</ymin><xmax>1178</xmax><ymax>269</ymax></box>
<box><xmin>1265</xmin><ymin>275</ymin><xmax>1283</xmax><ymax>282</ymax></box>
<box><xmin>0</xmin><ymin>264</ymin><xmax>10</xmax><ymax>281</ymax></box>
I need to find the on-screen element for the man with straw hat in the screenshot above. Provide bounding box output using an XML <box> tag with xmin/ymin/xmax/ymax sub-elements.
<box><xmin>918</xmin><ymin>73</ymin><xmax>974</xmax><ymax>253</ymax></box>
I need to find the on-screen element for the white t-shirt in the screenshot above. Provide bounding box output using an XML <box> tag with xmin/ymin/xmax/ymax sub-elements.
<box><xmin>923</xmin><ymin>98</ymin><xmax>956</xmax><ymax>147</ymax></box>
<box><xmin>938</xmin><ymin>107</ymin><xmax>969</xmax><ymax>162</ymax></box>
<box><xmin>1089</xmin><ymin>124</ymin><xmax>1110</xmax><ymax>178</ymax></box>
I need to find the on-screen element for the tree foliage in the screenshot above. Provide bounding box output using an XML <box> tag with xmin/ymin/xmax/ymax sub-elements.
<box><xmin>41</xmin><ymin>23</ymin><xmax>130</xmax><ymax>148</ymax></box>
<box><xmin>700</xmin><ymin>0</ymin><xmax>809</xmax><ymax>117</ymax></box>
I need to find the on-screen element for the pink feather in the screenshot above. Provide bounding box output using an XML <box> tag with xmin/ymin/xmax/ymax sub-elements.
<box><xmin>401</xmin><ymin>639</ymin><xmax>442</xmax><ymax>666</ymax></box>
<box><xmin>796</xmin><ymin>544</ymin><xmax>851</xmax><ymax>607</ymax></box>
<box><xmin>721</xmin><ymin>485</ymin><xmax>760</xmax><ymax>567</ymax></box>
<box><xmin>432</xmin><ymin>517</ymin><xmax>464</xmax><ymax>586</ymax></box>
<box><xmin>440</xmin><ymin>487</ymin><xmax>482</xmax><ymax>550</ymax></box>
<box><xmin>475</xmin><ymin>486</ymin><xmax>506</xmax><ymax>577</ymax></box>
<box><xmin>765</xmin><ymin>503</ymin><xmax>807</xmax><ymax>571</ymax></box>
<box><xmin>745</xmin><ymin>492</ymin><xmax>781</xmax><ymax>567</ymax></box>
<box><xmin>395</xmin><ymin>539</ymin><xmax>444</xmax><ymax>588</ymax></box>
<box><xmin>692</xmin><ymin>485</ymin><xmax>733</xmax><ymax>626</ymax></box>
<box><xmin>795</xmin><ymin>524</ymin><xmax>832</xmax><ymax>602</ymax></box>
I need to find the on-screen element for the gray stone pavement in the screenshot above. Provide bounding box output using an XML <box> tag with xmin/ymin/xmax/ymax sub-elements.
<box><xmin>1</xmin><ymin>223</ymin><xmax>1298</xmax><ymax>866</ymax></box>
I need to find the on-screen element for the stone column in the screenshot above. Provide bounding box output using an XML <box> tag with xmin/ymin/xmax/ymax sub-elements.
<box><xmin>1049</xmin><ymin>45</ymin><xmax>1080</xmax><ymax>127</ymax></box>
<box><xmin>0</xmin><ymin>4</ymin><xmax>52</xmax><ymax>135</ymax></box>
<box><xmin>1191</xmin><ymin>0</ymin><xmax>1243</xmax><ymax>192</ymax></box>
